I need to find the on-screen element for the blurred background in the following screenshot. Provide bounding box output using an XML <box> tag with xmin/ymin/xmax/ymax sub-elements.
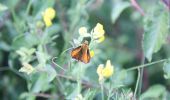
<box><xmin>0</xmin><ymin>0</ymin><xmax>169</xmax><ymax>99</ymax></box>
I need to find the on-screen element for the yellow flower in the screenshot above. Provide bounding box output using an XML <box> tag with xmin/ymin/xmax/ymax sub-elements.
<box><xmin>43</xmin><ymin>16</ymin><xmax>52</xmax><ymax>27</ymax></box>
<box><xmin>90</xmin><ymin>50</ymin><xmax>95</xmax><ymax>57</ymax></box>
<box><xmin>79</xmin><ymin>27</ymin><xmax>87</xmax><ymax>34</ymax></box>
<box><xmin>102</xmin><ymin>60</ymin><xmax>114</xmax><ymax>78</ymax></box>
<box><xmin>93</xmin><ymin>23</ymin><xmax>105</xmax><ymax>39</ymax></box>
<box><xmin>19</xmin><ymin>63</ymin><xmax>35</xmax><ymax>75</ymax></box>
<box><xmin>96</xmin><ymin>60</ymin><xmax>114</xmax><ymax>82</ymax></box>
<box><xmin>44</xmin><ymin>7</ymin><xmax>56</xmax><ymax>20</ymax></box>
<box><xmin>43</xmin><ymin>7</ymin><xmax>56</xmax><ymax>27</ymax></box>
<box><xmin>97</xmin><ymin>64</ymin><xmax>104</xmax><ymax>82</ymax></box>
<box><xmin>78</xmin><ymin>27</ymin><xmax>90</xmax><ymax>37</ymax></box>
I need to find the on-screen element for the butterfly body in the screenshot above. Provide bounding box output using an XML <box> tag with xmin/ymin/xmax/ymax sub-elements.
<box><xmin>71</xmin><ymin>41</ymin><xmax>91</xmax><ymax>63</ymax></box>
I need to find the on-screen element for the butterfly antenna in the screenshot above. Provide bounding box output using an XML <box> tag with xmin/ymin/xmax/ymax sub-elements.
<box><xmin>52</xmin><ymin>57</ymin><xmax>66</xmax><ymax>71</ymax></box>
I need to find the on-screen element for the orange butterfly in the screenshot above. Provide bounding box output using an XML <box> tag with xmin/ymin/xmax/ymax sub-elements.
<box><xmin>71</xmin><ymin>40</ymin><xmax>91</xmax><ymax>63</ymax></box>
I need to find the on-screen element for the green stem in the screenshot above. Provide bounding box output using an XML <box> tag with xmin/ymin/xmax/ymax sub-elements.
<box><xmin>126</xmin><ymin>59</ymin><xmax>167</xmax><ymax>71</ymax></box>
<box><xmin>138</xmin><ymin>57</ymin><xmax>145</xmax><ymax>97</ymax></box>
<box><xmin>101</xmin><ymin>83</ymin><xmax>104</xmax><ymax>100</ymax></box>
<box><xmin>77</xmin><ymin>62</ymin><xmax>82</xmax><ymax>94</ymax></box>
<box><xmin>26</xmin><ymin>0</ymin><xmax>32</xmax><ymax>15</ymax></box>
<box><xmin>107</xmin><ymin>80</ymin><xmax>112</xmax><ymax>100</ymax></box>
<box><xmin>134</xmin><ymin>68</ymin><xmax>140</xmax><ymax>97</ymax></box>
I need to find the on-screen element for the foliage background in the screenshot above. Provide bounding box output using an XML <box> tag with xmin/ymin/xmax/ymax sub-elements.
<box><xmin>0</xmin><ymin>0</ymin><xmax>169</xmax><ymax>99</ymax></box>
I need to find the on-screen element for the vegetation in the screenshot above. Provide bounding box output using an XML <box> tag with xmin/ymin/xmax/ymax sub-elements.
<box><xmin>0</xmin><ymin>0</ymin><xmax>169</xmax><ymax>99</ymax></box>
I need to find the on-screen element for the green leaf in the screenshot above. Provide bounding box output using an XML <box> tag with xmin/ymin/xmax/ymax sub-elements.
<box><xmin>163</xmin><ymin>60</ymin><xmax>170</xmax><ymax>79</ymax></box>
<box><xmin>44</xmin><ymin>65</ymin><xmax>57</xmax><ymax>82</ymax></box>
<box><xmin>139</xmin><ymin>84</ymin><xmax>166</xmax><ymax>100</ymax></box>
<box><xmin>12</xmin><ymin>34</ymin><xmax>39</xmax><ymax>50</ymax></box>
<box><xmin>111</xmin><ymin>0</ymin><xmax>130</xmax><ymax>24</ymax></box>
<box><xmin>30</xmin><ymin>73</ymin><xmax>51</xmax><ymax>93</ymax></box>
<box><xmin>0</xmin><ymin>3</ymin><xmax>8</xmax><ymax>12</ymax></box>
<box><xmin>142</xmin><ymin>3</ymin><xmax>169</xmax><ymax>62</ymax></box>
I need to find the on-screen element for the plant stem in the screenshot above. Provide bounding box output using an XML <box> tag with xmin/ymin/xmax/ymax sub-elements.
<box><xmin>101</xmin><ymin>83</ymin><xmax>104</xmax><ymax>100</ymax></box>
<box><xmin>127</xmin><ymin>58</ymin><xmax>167</xmax><ymax>98</ymax></box>
<box><xmin>107</xmin><ymin>80</ymin><xmax>112</xmax><ymax>100</ymax></box>
<box><xmin>138</xmin><ymin>57</ymin><xmax>145</xmax><ymax>96</ymax></box>
<box><xmin>134</xmin><ymin>66</ymin><xmax>141</xmax><ymax>97</ymax></box>
<box><xmin>26</xmin><ymin>0</ymin><xmax>32</xmax><ymax>15</ymax></box>
<box><xmin>77</xmin><ymin>62</ymin><xmax>82</xmax><ymax>94</ymax></box>
<box><xmin>126</xmin><ymin>59</ymin><xmax>167</xmax><ymax>71</ymax></box>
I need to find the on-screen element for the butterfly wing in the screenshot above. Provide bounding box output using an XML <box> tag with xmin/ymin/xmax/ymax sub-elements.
<box><xmin>71</xmin><ymin>46</ymin><xmax>82</xmax><ymax>60</ymax></box>
<box><xmin>80</xmin><ymin>44</ymin><xmax>91</xmax><ymax>63</ymax></box>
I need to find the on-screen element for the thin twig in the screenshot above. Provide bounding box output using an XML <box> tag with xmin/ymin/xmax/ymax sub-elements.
<box><xmin>126</xmin><ymin>59</ymin><xmax>167</xmax><ymax>71</ymax></box>
<box><xmin>138</xmin><ymin>55</ymin><xmax>145</xmax><ymax>96</ymax></box>
<box><xmin>134</xmin><ymin>67</ymin><xmax>140</xmax><ymax>97</ymax></box>
<box><xmin>52</xmin><ymin>57</ymin><xmax>66</xmax><ymax>71</ymax></box>
<box><xmin>130</xmin><ymin>0</ymin><xmax>145</xmax><ymax>16</ymax></box>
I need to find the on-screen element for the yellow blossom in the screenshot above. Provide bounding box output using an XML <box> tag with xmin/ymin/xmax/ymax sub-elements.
<box><xmin>43</xmin><ymin>16</ymin><xmax>52</xmax><ymax>27</ymax></box>
<box><xmin>97</xmin><ymin>64</ymin><xmax>104</xmax><ymax>82</ymax></box>
<box><xmin>44</xmin><ymin>7</ymin><xmax>56</xmax><ymax>20</ymax></box>
<box><xmin>90</xmin><ymin>50</ymin><xmax>95</xmax><ymax>57</ymax></box>
<box><xmin>93</xmin><ymin>23</ymin><xmax>105</xmax><ymax>39</ymax></box>
<box><xmin>43</xmin><ymin>7</ymin><xmax>56</xmax><ymax>27</ymax></box>
<box><xmin>78</xmin><ymin>27</ymin><xmax>90</xmax><ymax>37</ymax></box>
<box><xmin>19</xmin><ymin>63</ymin><xmax>35</xmax><ymax>75</ymax></box>
<box><xmin>102</xmin><ymin>60</ymin><xmax>114</xmax><ymax>78</ymax></box>
<box><xmin>96</xmin><ymin>60</ymin><xmax>114</xmax><ymax>82</ymax></box>
<box><xmin>79</xmin><ymin>27</ymin><xmax>87</xmax><ymax>34</ymax></box>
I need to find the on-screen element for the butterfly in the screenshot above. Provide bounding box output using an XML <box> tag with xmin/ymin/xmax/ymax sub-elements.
<box><xmin>71</xmin><ymin>40</ymin><xmax>91</xmax><ymax>63</ymax></box>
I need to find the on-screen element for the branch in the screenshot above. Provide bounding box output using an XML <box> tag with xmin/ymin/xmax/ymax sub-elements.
<box><xmin>126</xmin><ymin>59</ymin><xmax>167</xmax><ymax>71</ymax></box>
<box><xmin>130</xmin><ymin>0</ymin><xmax>145</xmax><ymax>16</ymax></box>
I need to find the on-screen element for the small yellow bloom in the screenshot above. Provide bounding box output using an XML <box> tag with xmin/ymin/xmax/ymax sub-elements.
<box><xmin>43</xmin><ymin>16</ymin><xmax>52</xmax><ymax>27</ymax></box>
<box><xmin>97</xmin><ymin>64</ymin><xmax>104</xmax><ymax>82</ymax></box>
<box><xmin>78</xmin><ymin>27</ymin><xmax>90</xmax><ymax>37</ymax></box>
<box><xmin>96</xmin><ymin>35</ymin><xmax>105</xmax><ymax>43</ymax></box>
<box><xmin>97</xmin><ymin>64</ymin><xmax>104</xmax><ymax>76</ymax></box>
<box><xmin>43</xmin><ymin>7</ymin><xmax>56</xmax><ymax>27</ymax></box>
<box><xmin>102</xmin><ymin>60</ymin><xmax>114</xmax><ymax>78</ymax></box>
<box><xmin>90</xmin><ymin>50</ymin><xmax>95</xmax><ymax>57</ymax></box>
<box><xmin>93</xmin><ymin>23</ymin><xmax>105</xmax><ymax>39</ymax></box>
<box><xmin>79</xmin><ymin>27</ymin><xmax>87</xmax><ymax>34</ymax></box>
<box><xmin>19</xmin><ymin>63</ymin><xmax>35</xmax><ymax>75</ymax></box>
<box><xmin>96</xmin><ymin>60</ymin><xmax>114</xmax><ymax>82</ymax></box>
<box><xmin>44</xmin><ymin>7</ymin><xmax>56</xmax><ymax>20</ymax></box>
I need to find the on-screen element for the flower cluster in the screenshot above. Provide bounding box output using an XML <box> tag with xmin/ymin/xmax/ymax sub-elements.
<box><xmin>78</xmin><ymin>23</ymin><xmax>105</xmax><ymax>43</ymax></box>
<box><xmin>42</xmin><ymin>7</ymin><xmax>56</xmax><ymax>27</ymax></box>
<box><xmin>78</xmin><ymin>23</ymin><xmax>105</xmax><ymax>58</ymax></box>
<box><xmin>97</xmin><ymin>60</ymin><xmax>114</xmax><ymax>83</ymax></box>
<box><xmin>92</xmin><ymin>23</ymin><xmax>105</xmax><ymax>43</ymax></box>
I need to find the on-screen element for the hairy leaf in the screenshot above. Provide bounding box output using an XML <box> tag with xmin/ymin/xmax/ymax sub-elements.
<box><xmin>143</xmin><ymin>3</ymin><xmax>169</xmax><ymax>62</ymax></box>
<box><xmin>139</xmin><ymin>84</ymin><xmax>166</xmax><ymax>100</ymax></box>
